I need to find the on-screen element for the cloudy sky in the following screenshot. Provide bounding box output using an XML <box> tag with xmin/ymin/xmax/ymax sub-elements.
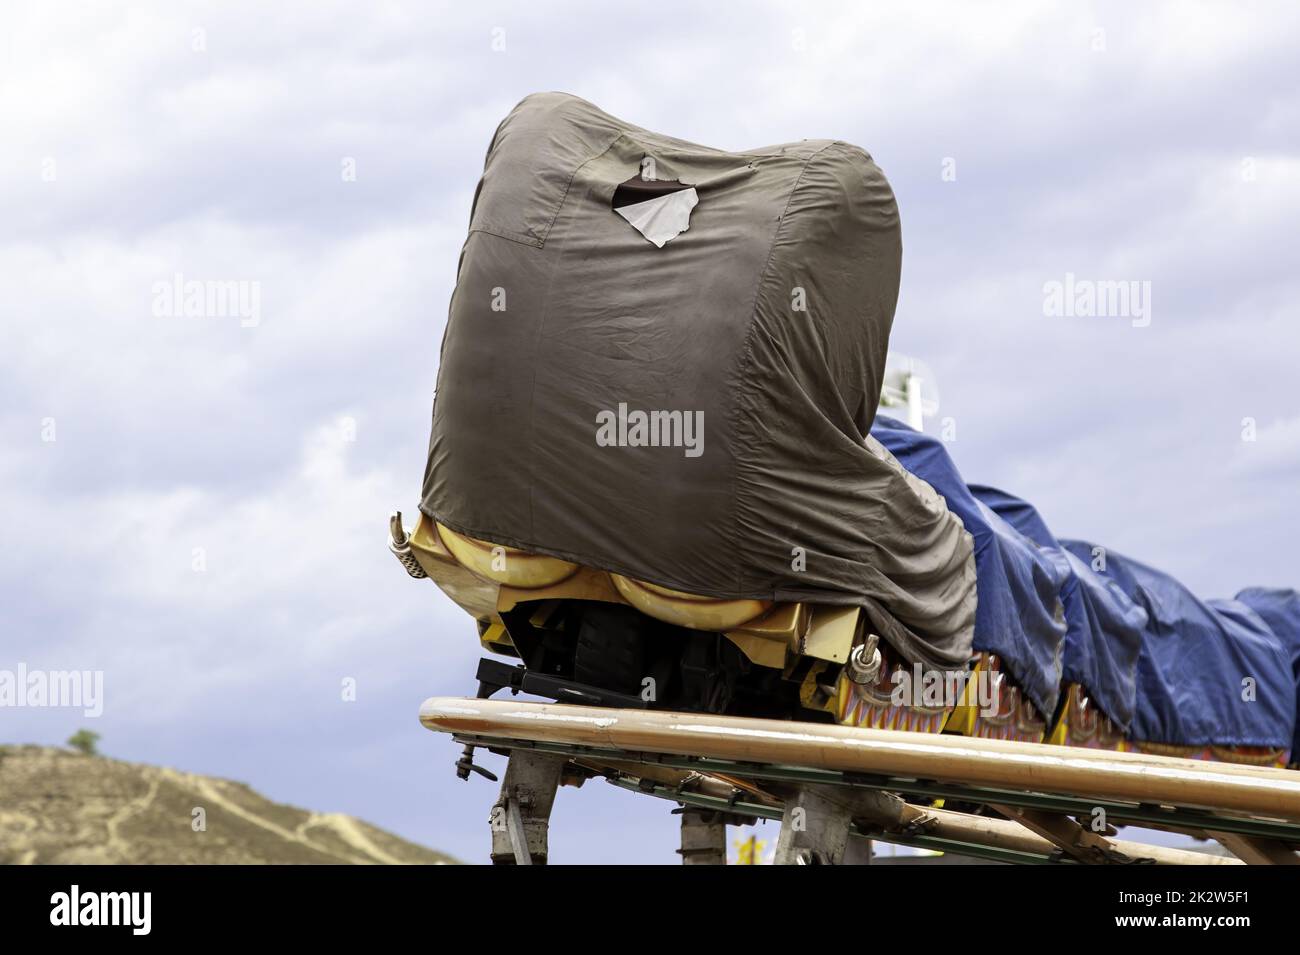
<box><xmin>3</xmin><ymin>1</ymin><xmax>1298</xmax><ymax>864</ymax></box>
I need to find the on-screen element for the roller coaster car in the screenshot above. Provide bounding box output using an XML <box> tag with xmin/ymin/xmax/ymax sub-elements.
<box><xmin>390</xmin><ymin>510</ymin><xmax>882</xmax><ymax>721</ymax></box>
<box><xmin>388</xmin><ymin>509</ymin><xmax>1047</xmax><ymax>739</ymax></box>
<box><xmin>391</xmin><ymin>509</ymin><xmax>1295</xmax><ymax>771</ymax></box>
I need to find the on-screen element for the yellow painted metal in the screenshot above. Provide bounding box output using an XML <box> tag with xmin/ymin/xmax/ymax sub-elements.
<box><xmin>407</xmin><ymin>511</ymin><xmax>455</xmax><ymax>565</ymax></box>
<box><xmin>406</xmin><ymin>513</ymin><xmax>501</xmax><ymax>621</ymax></box>
<box><xmin>419</xmin><ymin>696</ymin><xmax>1300</xmax><ymax>822</ymax></box>
<box><xmin>528</xmin><ymin>600</ymin><xmax>562</xmax><ymax>629</ymax></box>
<box><xmin>609</xmin><ymin>573</ymin><xmax>770</xmax><ymax>632</ymax></box>
<box><xmin>798</xmin><ymin>662</ymin><xmax>838</xmax><ymax>715</ymax></box>
<box><xmin>400</xmin><ymin>512</ymin><xmax>860</xmax><ymax>677</ymax></box>
<box><xmin>1044</xmin><ymin>689</ymin><xmax>1072</xmax><ymax>746</ymax></box>
<box><xmin>722</xmin><ymin>632</ymin><xmax>788</xmax><ymax>669</ymax></box>
<box><xmin>940</xmin><ymin>656</ymin><xmax>983</xmax><ymax>736</ymax></box>
<box><xmin>436</xmin><ymin>522</ymin><xmax>579</xmax><ymax>588</ymax></box>
<box><xmin>496</xmin><ymin>565</ymin><xmax>625</xmax><ymax>615</ymax></box>
<box><xmin>729</xmin><ymin>602</ymin><xmax>806</xmax><ymax>641</ymax></box>
<box><xmin>723</xmin><ymin>603</ymin><xmax>806</xmax><ymax>668</ymax></box>
<box><xmin>801</xmin><ymin>605</ymin><xmax>859</xmax><ymax>664</ymax></box>
<box><xmin>479</xmin><ymin>619</ymin><xmax>512</xmax><ymax>653</ymax></box>
<box><xmin>401</xmin><ymin>510</ymin><xmax>803</xmax><ymax>655</ymax></box>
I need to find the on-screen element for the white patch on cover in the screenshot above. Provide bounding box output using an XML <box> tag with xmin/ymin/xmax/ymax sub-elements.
<box><xmin>614</xmin><ymin>188</ymin><xmax>699</xmax><ymax>248</ymax></box>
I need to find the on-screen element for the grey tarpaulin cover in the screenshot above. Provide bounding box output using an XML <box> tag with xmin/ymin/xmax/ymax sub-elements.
<box><xmin>422</xmin><ymin>93</ymin><xmax>977</xmax><ymax>670</ymax></box>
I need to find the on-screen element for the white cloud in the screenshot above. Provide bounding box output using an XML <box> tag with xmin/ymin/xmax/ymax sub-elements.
<box><xmin>3</xmin><ymin>0</ymin><xmax>1299</xmax><ymax>863</ymax></box>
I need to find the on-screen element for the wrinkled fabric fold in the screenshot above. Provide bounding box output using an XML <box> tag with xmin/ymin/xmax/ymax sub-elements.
<box><xmin>968</xmin><ymin>484</ymin><xmax>1145</xmax><ymax>730</ymax></box>
<box><xmin>422</xmin><ymin>92</ymin><xmax>976</xmax><ymax>670</ymax></box>
<box><xmin>1060</xmin><ymin>542</ymin><xmax>1294</xmax><ymax>748</ymax></box>
<box><xmin>870</xmin><ymin>418</ymin><xmax>1068</xmax><ymax>718</ymax></box>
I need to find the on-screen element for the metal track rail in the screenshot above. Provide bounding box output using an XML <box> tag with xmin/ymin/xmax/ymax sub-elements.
<box><xmin>421</xmin><ymin>697</ymin><xmax>1300</xmax><ymax>862</ymax></box>
<box><xmin>454</xmin><ymin>732</ymin><xmax>1300</xmax><ymax>845</ymax></box>
<box><xmin>603</xmin><ymin>775</ymin><xmax>1070</xmax><ymax>865</ymax></box>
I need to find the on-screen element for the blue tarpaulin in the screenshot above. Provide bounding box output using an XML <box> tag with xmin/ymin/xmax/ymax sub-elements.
<box><xmin>1235</xmin><ymin>588</ymin><xmax>1300</xmax><ymax>756</ymax></box>
<box><xmin>1059</xmin><ymin>542</ymin><xmax>1295</xmax><ymax>749</ymax></box>
<box><xmin>868</xmin><ymin>416</ymin><xmax>1295</xmax><ymax>751</ymax></box>
<box><xmin>869</xmin><ymin>417</ymin><xmax>1067</xmax><ymax>717</ymax></box>
<box><xmin>969</xmin><ymin>485</ymin><xmax>1145</xmax><ymax>731</ymax></box>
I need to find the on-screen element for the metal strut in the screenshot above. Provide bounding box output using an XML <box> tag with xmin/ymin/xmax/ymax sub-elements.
<box><xmin>774</xmin><ymin>785</ymin><xmax>856</xmax><ymax>864</ymax></box>
<box><xmin>676</xmin><ymin>808</ymin><xmax>728</xmax><ymax>865</ymax></box>
<box><xmin>489</xmin><ymin>750</ymin><xmax>565</xmax><ymax>865</ymax></box>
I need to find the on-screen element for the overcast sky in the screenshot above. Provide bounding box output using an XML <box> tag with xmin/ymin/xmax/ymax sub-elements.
<box><xmin>3</xmin><ymin>1</ymin><xmax>1298</xmax><ymax>864</ymax></box>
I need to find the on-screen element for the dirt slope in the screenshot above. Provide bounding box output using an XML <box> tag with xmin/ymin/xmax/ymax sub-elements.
<box><xmin>0</xmin><ymin>745</ymin><xmax>457</xmax><ymax>864</ymax></box>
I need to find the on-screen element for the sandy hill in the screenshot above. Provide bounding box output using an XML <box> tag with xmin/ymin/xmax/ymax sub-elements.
<box><xmin>0</xmin><ymin>745</ymin><xmax>457</xmax><ymax>865</ymax></box>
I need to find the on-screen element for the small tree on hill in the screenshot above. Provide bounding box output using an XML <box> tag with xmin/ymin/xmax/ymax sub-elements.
<box><xmin>67</xmin><ymin>729</ymin><xmax>101</xmax><ymax>756</ymax></box>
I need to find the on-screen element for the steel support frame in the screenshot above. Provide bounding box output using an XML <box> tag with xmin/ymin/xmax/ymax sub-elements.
<box><xmin>489</xmin><ymin>750</ymin><xmax>566</xmax><ymax>865</ymax></box>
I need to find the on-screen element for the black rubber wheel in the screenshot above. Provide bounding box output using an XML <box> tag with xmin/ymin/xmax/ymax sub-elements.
<box><xmin>572</xmin><ymin>603</ymin><xmax>649</xmax><ymax>695</ymax></box>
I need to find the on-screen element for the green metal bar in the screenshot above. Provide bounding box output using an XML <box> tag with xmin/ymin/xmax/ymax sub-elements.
<box><xmin>458</xmin><ymin>733</ymin><xmax>1300</xmax><ymax>844</ymax></box>
<box><xmin>604</xmin><ymin>774</ymin><xmax>1068</xmax><ymax>865</ymax></box>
